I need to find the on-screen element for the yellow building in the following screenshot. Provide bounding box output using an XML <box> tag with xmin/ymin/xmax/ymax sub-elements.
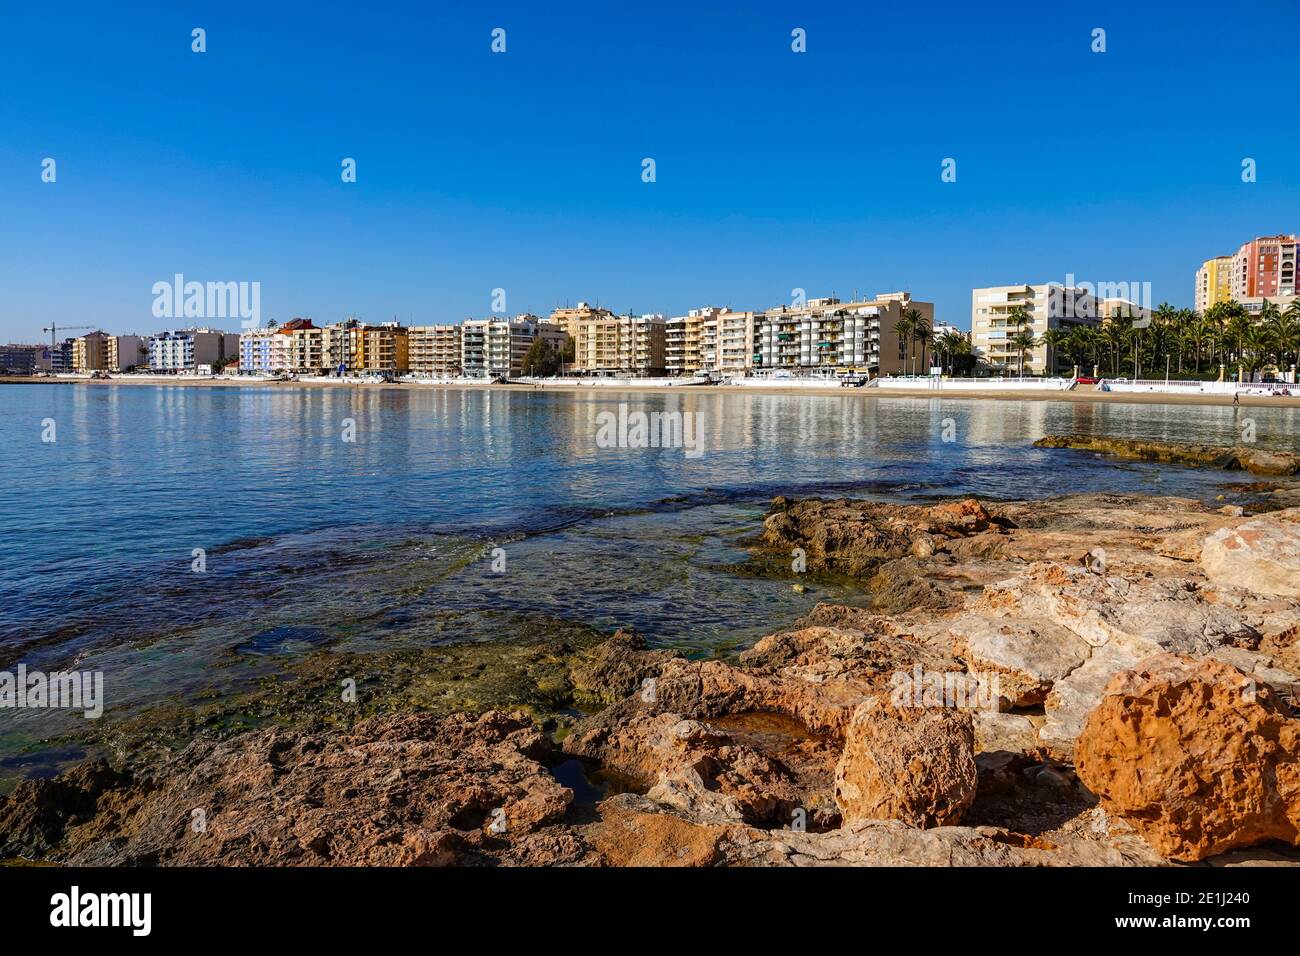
<box><xmin>72</xmin><ymin>331</ymin><xmax>109</xmax><ymax>371</ymax></box>
<box><xmin>345</xmin><ymin>324</ymin><xmax>409</xmax><ymax>373</ymax></box>
<box><xmin>549</xmin><ymin>302</ymin><xmax>615</xmax><ymax>341</ymax></box>
<box><xmin>1195</xmin><ymin>256</ymin><xmax>1233</xmax><ymax>313</ymax></box>
<box><xmin>573</xmin><ymin>313</ymin><xmax>666</xmax><ymax>376</ymax></box>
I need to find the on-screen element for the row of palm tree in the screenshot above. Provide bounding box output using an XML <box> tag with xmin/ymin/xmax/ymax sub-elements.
<box><xmin>994</xmin><ymin>298</ymin><xmax>1300</xmax><ymax>380</ymax></box>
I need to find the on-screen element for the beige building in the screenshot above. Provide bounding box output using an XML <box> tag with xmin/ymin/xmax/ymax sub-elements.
<box><xmin>548</xmin><ymin>302</ymin><xmax>615</xmax><ymax>341</ymax></box>
<box><xmin>970</xmin><ymin>284</ymin><xmax>1103</xmax><ymax>375</ymax></box>
<box><xmin>408</xmin><ymin>325</ymin><xmax>462</xmax><ymax>376</ymax></box>
<box><xmin>106</xmin><ymin>335</ymin><xmax>148</xmax><ymax>371</ymax></box>
<box><xmin>757</xmin><ymin>292</ymin><xmax>933</xmax><ymax>375</ymax></box>
<box><xmin>573</xmin><ymin>313</ymin><xmax>667</xmax><ymax>376</ymax></box>
<box><xmin>72</xmin><ymin>331</ymin><xmax>110</xmax><ymax>371</ymax></box>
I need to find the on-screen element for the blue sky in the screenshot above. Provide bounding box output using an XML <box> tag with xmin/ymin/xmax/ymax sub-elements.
<box><xmin>1</xmin><ymin>0</ymin><xmax>1298</xmax><ymax>341</ymax></box>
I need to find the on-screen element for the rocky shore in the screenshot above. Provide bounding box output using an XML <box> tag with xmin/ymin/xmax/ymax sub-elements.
<box><xmin>4</xmin><ymin>469</ymin><xmax>1300</xmax><ymax>866</ymax></box>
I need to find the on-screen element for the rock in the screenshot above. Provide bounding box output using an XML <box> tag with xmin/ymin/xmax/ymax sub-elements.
<box><xmin>719</xmin><ymin>817</ymin><xmax>1165</xmax><ymax>867</ymax></box>
<box><xmin>973</xmin><ymin>711</ymin><xmax>1040</xmax><ymax>755</ymax></box>
<box><xmin>761</xmin><ymin>496</ymin><xmax>997</xmax><ymax>577</ymax></box>
<box><xmin>1034</xmin><ymin>435</ymin><xmax>1300</xmax><ymax>476</ymax></box>
<box><xmin>981</xmin><ymin>562</ymin><xmax>1258</xmax><ymax>656</ymax></box>
<box><xmin>948</xmin><ymin>613</ymin><xmax>1090</xmax><ymax>707</ymax></box>
<box><xmin>586</xmin><ymin>794</ymin><xmax>741</xmax><ymax>866</ymax></box>
<box><xmin>562</xmin><ymin>710</ymin><xmax>804</xmax><ymax>825</ymax></box>
<box><xmin>833</xmin><ymin>697</ymin><xmax>977</xmax><ymax>828</ymax></box>
<box><xmin>568</xmin><ymin>628</ymin><xmax>680</xmax><ymax>704</ymax></box>
<box><xmin>1038</xmin><ymin>641</ymin><xmax>1143</xmax><ymax>757</ymax></box>
<box><xmin>1075</xmin><ymin>654</ymin><xmax>1300</xmax><ymax>862</ymax></box>
<box><xmin>1201</xmin><ymin>517</ymin><xmax>1300</xmax><ymax>599</ymax></box>
<box><xmin>1</xmin><ymin>711</ymin><xmax>581</xmax><ymax>866</ymax></box>
<box><xmin>0</xmin><ymin>759</ymin><xmax>129</xmax><ymax>859</ymax></box>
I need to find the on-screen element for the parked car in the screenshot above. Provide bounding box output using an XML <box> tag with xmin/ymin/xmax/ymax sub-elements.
<box><xmin>1075</xmin><ymin>375</ymin><xmax>1100</xmax><ymax>385</ymax></box>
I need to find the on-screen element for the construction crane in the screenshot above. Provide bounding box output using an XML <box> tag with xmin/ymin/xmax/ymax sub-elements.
<box><xmin>41</xmin><ymin>323</ymin><xmax>97</xmax><ymax>351</ymax></box>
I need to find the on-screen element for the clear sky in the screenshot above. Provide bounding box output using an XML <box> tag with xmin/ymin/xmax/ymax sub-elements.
<box><xmin>2</xmin><ymin>0</ymin><xmax>1298</xmax><ymax>342</ymax></box>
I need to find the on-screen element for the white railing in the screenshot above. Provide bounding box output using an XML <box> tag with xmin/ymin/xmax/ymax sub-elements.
<box><xmin>1100</xmin><ymin>379</ymin><xmax>1298</xmax><ymax>396</ymax></box>
<box><xmin>877</xmin><ymin>376</ymin><xmax>1076</xmax><ymax>391</ymax></box>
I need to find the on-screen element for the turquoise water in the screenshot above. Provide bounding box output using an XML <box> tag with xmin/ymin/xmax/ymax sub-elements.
<box><xmin>4</xmin><ymin>383</ymin><xmax>1298</xmax><ymax>667</ymax></box>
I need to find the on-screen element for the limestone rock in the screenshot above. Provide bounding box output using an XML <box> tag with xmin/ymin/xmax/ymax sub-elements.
<box><xmin>948</xmin><ymin>613</ymin><xmax>1090</xmax><ymax>707</ymax></box>
<box><xmin>1075</xmin><ymin>654</ymin><xmax>1300</xmax><ymax>862</ymax></box>
<box><xmin>833</xmin><ymin>697</ymin><xmax>977</xmax><ymax>828</ymax></box>
<box><xmin>1201</xmin><ymin>517</ymin><xmax>1300</xmax><ymax>599</ymax></box>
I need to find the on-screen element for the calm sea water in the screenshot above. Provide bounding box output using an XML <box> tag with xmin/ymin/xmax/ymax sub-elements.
<box><xmin>1</xmin><ymin>383</ymin><xmax>1297</xmax><ymax>765</ymax></box>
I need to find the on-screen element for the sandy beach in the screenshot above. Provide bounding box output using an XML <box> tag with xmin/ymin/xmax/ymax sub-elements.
<box><xmin>6</xmin><ymin>375</ymin><xmax>1299</xmax><ymax>408</ymax></box>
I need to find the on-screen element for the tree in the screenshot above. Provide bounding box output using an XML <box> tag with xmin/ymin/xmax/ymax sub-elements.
<box><xmin>1039</xmin><ymin>328</ymin><xmax>1070</xmax><ymax>376</ymax></box>
<box><xmin>911</xmin><ymin>323</ymin><xmax>933</xmax><ymax>376</ymax></box>
<box><xmin>1009</xmin><ymin>328</ymin><xmax>1038</xmax><ymax>377</ymax></box>
<box><xmin>521</xmin><ymin>337</ymin><xmax>562</xmax><ymax>377</ymax></box>
<box><xmin>894</xmin><ymin>311</ymin><xmax>918</xmax><ymax>376</ymax></box>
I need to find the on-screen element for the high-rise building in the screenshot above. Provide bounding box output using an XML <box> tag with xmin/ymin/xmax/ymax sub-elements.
<box><xmin>970</xmin><ymin>284</ymin><xmax>1102</xmax><ymax>375</ymax></box>
<box><xmin>758</xmin><ymin>292</ymin><xmax>934</xmax><ymax>375</ymax></box>
<box><xmin>106</xmin><ymin>335</ymin><xmax>148</xmax><ymax>371</ymax></box>
<box><xmin>148</xmin><ymin>329</ymin><xmax>240</xmax><ymax>372</ymax></box>
<box><xmin>548</xmin><ymin>302</ymin><xmax>615</xmax><ymax>341</ymax></box>
<box><xmin>408</xmin><ymin>325</ymin><xmax>463</xmax><ymax>376</ymax></box>
<box><xmin>461</xmin><ymin>316</ymin><xmax>536</xmax><ymax>379</ymax></box>
<box><xmin>72</xmin><ymin>331</ymin><xmax>110</xmax><ymax>371</ymax></box>
<box><xmin>1230</xmin><ymin>234</ymin><xmax>1298</xmax><ymax>301</ymax></box>
<box><xmin>1195</xmin><ymin>256</ymin><xmax>1234</xmax><ymax>313</ymax></box>
<box><xmin>572</xmin><ymin>313</ymin><xmax>666</xmax><ymax>376</ymax></box>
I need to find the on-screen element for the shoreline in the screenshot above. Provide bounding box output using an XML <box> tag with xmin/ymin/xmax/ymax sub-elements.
<box><xmin>5</xmin><ymin>375</ymin><xmax>1300</xmax><ymax>408</ymax></box>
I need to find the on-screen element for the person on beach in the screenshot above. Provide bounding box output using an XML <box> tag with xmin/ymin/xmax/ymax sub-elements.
<box><xmin>1233</xmin><ymin>392</ymin><xmax>1240</xmax><ymax>407</ymax></box>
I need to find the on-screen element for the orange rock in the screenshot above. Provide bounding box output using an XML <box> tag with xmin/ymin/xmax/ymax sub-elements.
<box><xmin>1075</xmin><ymin>654</ymin><xmax>1300</xmax><ymax>861</ymax></box>
<box><xmin>833</xmin><ymin>697</ymin><xmax>977</xmax><ymax>828</ymax></box>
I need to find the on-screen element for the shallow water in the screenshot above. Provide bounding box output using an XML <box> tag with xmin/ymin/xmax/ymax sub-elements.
<box><xmin>1</xmin><ymin>384</ymin><xmax>1296</xmax><ymax>768</ymax></box>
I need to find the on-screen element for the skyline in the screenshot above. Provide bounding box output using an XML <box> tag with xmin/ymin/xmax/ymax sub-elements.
<box><xmin>3</xmin><ymin>1</ymin><xmax>1300</xmax><ymax>341</ymax></box>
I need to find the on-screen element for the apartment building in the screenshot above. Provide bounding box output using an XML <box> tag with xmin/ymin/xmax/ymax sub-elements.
<box><xmin>72</xmin><ymin>331</ymin><xmax>109</xmax><ymax>371</ymax></box>
<box><xmin>665</xmin><ymin>307</ymin><xmax>716</xmax><ymax>376</ymax></box>
<box><xmin>342</xmin><ymin>322</ymin><xmax>409</xmax><ymax>374</ymax></box>
<box><xmin>1099</xmin><ymin>298</ymin><xmax>1151</xmax><ymax>322</ymax></box>
<box><xmin>0</xmin><ymin>344</ymin><xmax>49</xmax><ymax>374</ymax></box>
<box><xmin>106</xmin><ymin>335</ymin><xmax>148</xmax><ymax>371</ymax></box>
<box><xmin>461</xmin><ymin>316</ymin><xmax>536</xmax><ymax>379</ymax></box>
<box><xmin>1195</xmin><ymin>256</ymin><xmax>1234</xmax><ymax>313</ymax></box>
<box><xmin>1231</xmin><ymin>234</ymin><xmax>1298</xmax><ymax>301</ymax></box>
<box><xmin>408</xmin><ymin>325</ymin><xmax>463</xmax><ymax>376</ymax></box>
<box><xmin>548</xmin><ymin>302</ymin><xmax>615</xmax><ymax>341</ymax></box>
<box><xmin>148</xmin><ymin>329</ymin><xmax>240</xmax><ymax>372</ymax></box>
<box><xmin>711</xmin><ymin>310</ymin><xmax>761</xmax><ymax>373</ymax></box>
<box><xmin>970</xmin><ymin>284</ymin><xmax>1102</xmax><ymax>375</ymax></box>
<box><xmin>757</xmin><ymin>292</ymin><xmax>934</xmax><ymax>375</ymax></box>
<box><xmin>572</xmin><ymin>313</ymin><xmax>667</xmax><ymax>376</ymax></box>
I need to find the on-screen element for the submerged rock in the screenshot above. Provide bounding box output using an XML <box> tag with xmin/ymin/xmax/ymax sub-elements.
<box><xmin>761</xmin><ymin>496</ymin><xmax>999</xmax><ymax>578</ymax></box>
<box><xmin>1035</xmin><ymin>434</ymin><xmax>1300</xmax><ymax>476</ymax></box>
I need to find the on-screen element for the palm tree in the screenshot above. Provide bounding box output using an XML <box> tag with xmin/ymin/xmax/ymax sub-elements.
<box><xmin>1039</xmin><ymin>328</ymin><xmax>1070</xmax><ymax>377</ymax></box>
<box><xmin>934</xmin><ymin>329</ymin><xmax>965</xmax><ymax>375</ymax></box>
<box><xmin>894</xmin><ymin>310</ymin><xmax>918</xmax><ymax>377</ymax></box>
<box><xmin>911</xmin><ymin>323</ymin><xmax>933</xmax><ymax>377</ymax></box>
<box><xmin>1009</xmin><ymin>328</ymin><xmax>1038</xmax><ymax>378</ymax></box>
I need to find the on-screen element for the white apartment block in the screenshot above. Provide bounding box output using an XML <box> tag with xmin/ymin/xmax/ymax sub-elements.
<box><xmin>757</xmin><ymin>293</ymin><xmax>933</xmax><ymax>375</ymax></box>
<box><xmin>461</xmin><ymin>316</ymin><xmax>536</xmax><ymax>379</ymax></box>
<box><xmin>149</xmin><ymin>329</ymin><xmax>240</xmax><ymax>372</ymax></box>
<box><xmin>970</xmin><ymin>285</ymin><xmax>1102</xmax><ymax>375</ymax></box>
